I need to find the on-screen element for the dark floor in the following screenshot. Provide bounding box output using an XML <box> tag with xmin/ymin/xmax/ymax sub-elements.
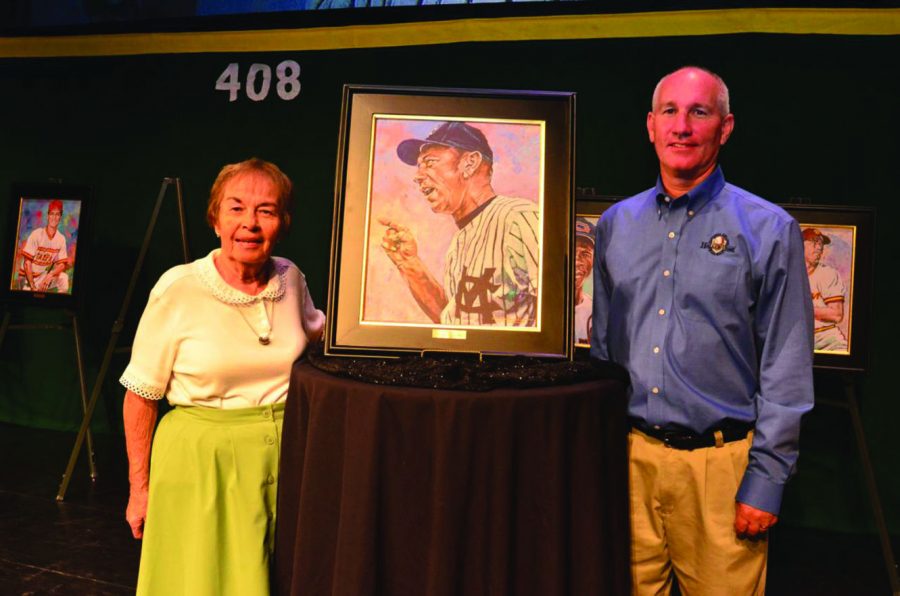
<box><xmin>0</xmin><ymin>421</ymin><xmax>897</xmax><ymax>595</ymax></box>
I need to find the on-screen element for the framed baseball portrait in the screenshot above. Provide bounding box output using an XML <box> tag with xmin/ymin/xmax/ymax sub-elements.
<box><xmin>572</xmin><ymin>193</ymin><xmax>620</xmax><ymax>351</ymax></box>
<box><xmin>325</xmin><ymin>85</ymin><xmax>575</xmax><ymax>358</ymax></box>
<box><xmin>782</xmin><ymin>204</ymin><xmax>874</xmax><ymax>372</ymax></box>
<box><xmin>2</xmin><ymin>183</ymin><xmax>91</xmax><ymax>308</ymax></box>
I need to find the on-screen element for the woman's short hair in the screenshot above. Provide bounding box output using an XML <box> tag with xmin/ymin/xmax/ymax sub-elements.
<box><xmin>206</xmin><ymin>158</ymin><xmax>293</xmax><ymax>236</ymax></box>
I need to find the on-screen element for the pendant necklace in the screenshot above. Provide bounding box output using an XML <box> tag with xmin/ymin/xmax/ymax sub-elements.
<box><xmin>237</xmin><ymin>300</ymin><xmax>275</xmax><ymax>345</ymax></box>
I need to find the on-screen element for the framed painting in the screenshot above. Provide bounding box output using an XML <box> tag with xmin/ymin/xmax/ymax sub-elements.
<box><xmin>572</xmin><ymin>193</ymin><xmax>619</xmax><ymax>351</ymax></box>
<box><xmin>325</xmin><ymin>85</ymin><xmax>575</xmax><ymax>358</ymax></box>
<box><xmin>783</xmin><ymin>204</ymin><xmax>874</xmax><ymax>372</ymax></box>
<box><xmin>2</xmin><ymin>183</ymin><xmax>91</xmax><ymax>308</ymax></box>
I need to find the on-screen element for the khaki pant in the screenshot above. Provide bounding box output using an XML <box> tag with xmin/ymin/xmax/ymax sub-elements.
<box><xmin>629</xmin><ymin>429</ymin><xmax>768</xmax><ymax>596</ymax></box>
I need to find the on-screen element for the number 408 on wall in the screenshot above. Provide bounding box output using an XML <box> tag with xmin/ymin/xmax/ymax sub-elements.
<box><xmin>215</xmin><ymin>60</ymin><xmax>301</xmax><ymax>102</ymax></box>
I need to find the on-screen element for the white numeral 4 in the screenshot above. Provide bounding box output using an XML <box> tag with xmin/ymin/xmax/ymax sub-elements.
<box><xmin>215</xmin><ymin>63</ymin><xmax>241</xmax><ymax>103</ymax></box>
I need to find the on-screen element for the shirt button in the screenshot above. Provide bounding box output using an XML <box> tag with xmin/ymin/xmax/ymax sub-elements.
<box><xmin>668</xmin><ymin>231</ymin><xmax>676</xmax><ymax>239</ymax></box>
<box><xmin>266</xmin><ymin>475</ymin><xmax>275</xmax><ymax>485</ymax></box>
<box><xmin>653</xmin><ymin>346</ymin><xmax>660</xmax><ymax>354</ymax></box>
<box><xmin>663</xmin><ymin>269</ymin><xmax>671</xmax><ymax>277</ymax></box>
<box><xmin>265</xmin><ymin>436</ymin><xmax>275</xmax><ymax>445</ymax></box>
<box><xmin>651</xmin><ymin>387</ymin><xmax>660</xmax><ymax>394</ymax></box>
<box><xmin>658</xmin><ymin>308</ymin><xmax>666</xmax><ymax>316</ymax></box>
<box><xmin>263</xmin><ymin>410</ymin><xmax>271</xmax><ymax>419</ymax></box>
<box><xmin>688</xmin><ymin>210</ymin><xmax>695</xmax><ymax>217</ymax></box>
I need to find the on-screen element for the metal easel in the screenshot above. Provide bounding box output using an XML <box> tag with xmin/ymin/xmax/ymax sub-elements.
<box><xmin>817</xmin><ymin>371</ymin><xmax>900</xmax><ymax>596</ymax></box>
<box><xmin>56</xmin><ymin>177</ymin><xmax>190</xmax><ymax>501</ymax></box>
<box><xmin>0</xmin><ymin>308</ymin><xmax>97</xmax><ymax>480</ymax></box>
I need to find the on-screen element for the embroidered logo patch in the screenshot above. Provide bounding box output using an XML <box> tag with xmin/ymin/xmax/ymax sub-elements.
<box><xmin>700</xmin><ymin>233</ymin><xmax>734</xmax><ymax>255</ymax></box>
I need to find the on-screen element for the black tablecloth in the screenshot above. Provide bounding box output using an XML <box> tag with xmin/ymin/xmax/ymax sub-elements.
<box><xmin>275</xmin><ymin>360</ymin><xmax>630</xmax><ymax>596</ymax></box>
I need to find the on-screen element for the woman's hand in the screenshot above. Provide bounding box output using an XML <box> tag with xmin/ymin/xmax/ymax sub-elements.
<box><xmin>123</xmin><ymin>390</ymin><xmax>158</xmax><ymax>540</ymax></box>
<box><xmin>126</xmin><ymin>486</ymin><xmax>149</xmax><ymax>538</ymax></box>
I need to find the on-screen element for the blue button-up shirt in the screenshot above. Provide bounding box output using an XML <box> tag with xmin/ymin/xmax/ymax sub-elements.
<box><xmin>590</xmin><ymin>168</ymin><xmax>814</xmax><ymax>514</ymax></box>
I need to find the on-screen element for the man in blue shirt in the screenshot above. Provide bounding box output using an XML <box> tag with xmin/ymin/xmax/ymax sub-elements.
<box><xmin>591</xmin><ymin>66</ymin><xmax>814</xmax><ymax>594</ymax></box>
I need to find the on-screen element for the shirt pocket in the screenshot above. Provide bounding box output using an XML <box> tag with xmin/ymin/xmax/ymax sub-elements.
<box><xmin>675</xmin><ymin>254</ymin><xmax>741</xmax><ymax>323</ymax></box>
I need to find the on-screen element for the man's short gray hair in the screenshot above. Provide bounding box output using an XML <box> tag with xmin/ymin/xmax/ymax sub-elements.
<box><xmin>651</xmin><ymin>66</ymin><xmax>731</xmax><ymax>116</ymax></box>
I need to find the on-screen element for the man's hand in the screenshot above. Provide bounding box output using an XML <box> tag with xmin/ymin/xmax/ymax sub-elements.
<box><xmin>734</xmin><ymin>502</ymin><xmax>778</xmax><ymax>538</ymax></box>
<box><xmin>378</xmin><ymin>217</ymin><xmax>419</xmax><ymax>268</ymax></box>
<box><xmin>23</xmin><ymin>261</ymin><xmax>36</xmax><ymax>291</ymax></box>
<box><xmin>126</xmin><ymin>486</ymin><xmax>148</xmax><ymax>539</ymax></box>
<box><xmin>375</xmin><ymin>216</ymin><xmax>446</xmax><ymax>323</ymax></box>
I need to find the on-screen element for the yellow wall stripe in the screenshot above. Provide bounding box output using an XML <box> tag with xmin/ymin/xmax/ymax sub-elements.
<box><xmin>1</xmin><ymin>8</ymin><xmax>897</xmax><ymax>59</ymax></box>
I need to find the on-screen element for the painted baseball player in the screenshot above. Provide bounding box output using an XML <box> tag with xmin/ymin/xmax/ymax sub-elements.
<box><xmin>804</xmin><ymin>227</ymin><xmax>848</xmax><ymax>351</ymax></box>
<box><xmin>379</xmin><ymin>121</ymin><xmax>540</xmax><ymax>327</ymax></box>
<box><xmin>573</xmin><ymin>216</ymin><xmax>595</xmax><ymax>345</ymax></box>
<box><xmin>19</xmin><ymin>199</ymin><xmax>70</xmax><ymax>293</ymax></box>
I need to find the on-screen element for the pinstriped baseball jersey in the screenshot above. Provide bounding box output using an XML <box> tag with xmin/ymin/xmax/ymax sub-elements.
<box><xmin>440</xmin><ymin>195</ymin><xmax>540</xmax><ymax>327</ymax></box>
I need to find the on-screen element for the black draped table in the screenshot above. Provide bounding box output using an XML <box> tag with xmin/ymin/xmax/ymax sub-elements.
<box><xmin>275</xmin><ymin>360</ymin><xmax>630</xmax><ymax>596</ymax></box>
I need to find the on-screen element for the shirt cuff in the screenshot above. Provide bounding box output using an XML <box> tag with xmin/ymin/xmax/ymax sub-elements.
<box><xmin>736</xmin><ymin>471</ymin><xmax>784</xmax><ymax>515</ymax></box>
<box><xmin>120</xmin><ymin>369</ymin><xmax>167</xmax><ymax>401</ymax></box>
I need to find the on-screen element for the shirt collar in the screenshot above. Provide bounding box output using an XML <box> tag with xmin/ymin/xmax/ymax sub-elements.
<box><xmin>654</xmin><ymin>166</ymin><xmax>725</xmax><ymax>215</ymax></box>
<box><xmin>456</xmin><ymin>195</ymin><xmax>497</xmax><ymax>229</ymax></box>
<box><xmin>194</xmin><ymin>249</ymin><xmax>287</xmax><ymax>305</ymax></box>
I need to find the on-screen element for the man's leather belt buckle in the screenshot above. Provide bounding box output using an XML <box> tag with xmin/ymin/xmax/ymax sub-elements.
<box><xmin>638</xmin><ymin>422</ymin><xmax>753</xmax><ymax>451</ymax></box>
<box><xmin>660</xmin><ymin>429</ymin><xmax>708</xmax><ymax>450</ymax></box>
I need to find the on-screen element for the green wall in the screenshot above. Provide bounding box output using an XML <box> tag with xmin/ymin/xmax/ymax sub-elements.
<box><xmin>0</xmin><ymin>28</ymin><xmax>897</xmax><ymax>533</ymax></box>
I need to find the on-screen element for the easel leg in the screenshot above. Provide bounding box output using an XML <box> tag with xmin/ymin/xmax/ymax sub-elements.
<box><xmin>174</xmin><ymin>178</ymin><xmax>191</xmax><ymax>263</ymax></box>
<box><xmin>71</xmin><ymin>313</ymin><xmax>97</xmax><ymax>480</ymax></box>
<box><xmin>0</xmin><ymin>311</ymin><xmax>10</xmax><ymax>351</ymax></box>
<box><xmin>843</xmin><ymin>375</ymin><xmax>900</xmax><ymax>595</ymax></box>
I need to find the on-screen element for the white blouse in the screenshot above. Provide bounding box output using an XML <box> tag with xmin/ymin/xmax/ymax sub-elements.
<box><xmin>120</xmin><ymin>249</ymin><xmax>325</xmax><ymax>409</ymax></box>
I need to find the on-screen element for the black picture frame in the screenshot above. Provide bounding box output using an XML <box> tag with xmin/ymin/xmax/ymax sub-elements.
<box><xmin>573</xmin><ymin>192</ymin><xmax>619</xmax><ymax>351</ymax></box>
<box><xmin>325</xmin><ymin>84</ymin><xmax>576</xmax><ymax>359</ymax></box>
<box><xmin>782</xmin><ymin>204</ymin><xmax>874</xmax><ymax>372</ymax></box>
<box><xmin>2</xmin><ymin>183</ymin><xmax>91</xmax><ymax>308</ymax></box>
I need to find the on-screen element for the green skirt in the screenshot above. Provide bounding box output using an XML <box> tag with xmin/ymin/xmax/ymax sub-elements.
<box><xmin>137</xmin><ymin>403</ymin><xmax>284</xmax><ymax>596</ymax></box>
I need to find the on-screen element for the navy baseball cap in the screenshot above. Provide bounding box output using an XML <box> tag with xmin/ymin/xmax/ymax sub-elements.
<box><xmin>397</xmin><ymin>121</ymin><xmax>494</xmax><ymax>166</ymax></box>
<box><xmin>575</xmin><ymin>217</ymin><xmax>595</xmax><ymax>245</ymax></box>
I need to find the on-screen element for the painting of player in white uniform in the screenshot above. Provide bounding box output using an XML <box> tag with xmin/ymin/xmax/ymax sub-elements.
<box><xmin>366</xmin><ymin>118</ymin><xmax>543</xmax><ymax>329</ymax></box>
<box><xmin>9</xmin><ymin>198</ymin><xmax>82</xmax><ymax>295</ymax></box>
<box><xmin>801</xmin><ymin>225</ymin><xmax>854</xmax><ymax>354</ymax></box>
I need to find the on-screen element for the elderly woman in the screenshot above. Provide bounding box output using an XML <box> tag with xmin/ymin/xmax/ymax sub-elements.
<box><xmin>120</xmin><ymin>158</ymin><xmax>325</xmax><ymax>595</ymax></box>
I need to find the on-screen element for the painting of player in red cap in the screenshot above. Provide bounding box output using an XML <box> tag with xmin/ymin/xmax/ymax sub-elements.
<box><xmin>801</xmin><ymin>224</ymin><xmax>854</xmax><ymax>354</ymax></box>
<box><xmin>9</xmin><ymin>196</ymin><xmax>82</xmax><ymax>295</ymax></box>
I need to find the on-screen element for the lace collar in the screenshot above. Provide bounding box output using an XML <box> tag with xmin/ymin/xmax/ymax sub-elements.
<box><xmin>193</xmin><ymin>249</ymin><xmax>287</xmax><ymax>305</ymax></box>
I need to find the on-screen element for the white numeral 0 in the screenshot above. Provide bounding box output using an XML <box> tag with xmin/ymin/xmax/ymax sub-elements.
<box><xmin>246</xmin><ymin>64</ymin><xmax>272</xmax><ymax>102</ymax></box>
